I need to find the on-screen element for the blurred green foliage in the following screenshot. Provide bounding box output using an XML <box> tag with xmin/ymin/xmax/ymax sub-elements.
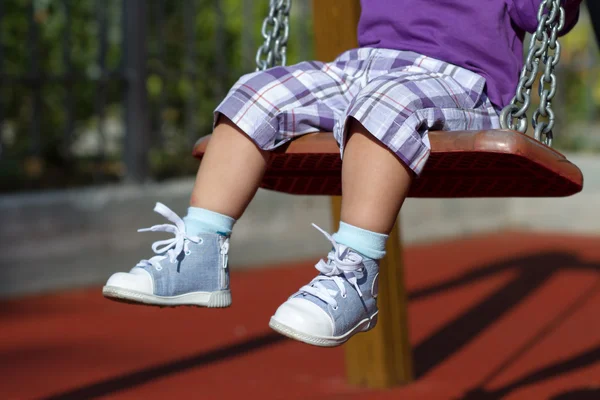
<box><xmin>552</xmin><ymin>6</ymin><xmax>600</xmax><ymax>152</ymax></box>
<box><xmin>0</xmin><ymin>0</ymin><xmax>313</xmax><ymax>192</ymax></box>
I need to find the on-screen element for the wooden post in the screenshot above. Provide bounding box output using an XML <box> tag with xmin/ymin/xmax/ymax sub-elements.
<box><xmin>312</xmin><ymin>0</ymin><xmax>414</xmax><ymax>388</ymax></box>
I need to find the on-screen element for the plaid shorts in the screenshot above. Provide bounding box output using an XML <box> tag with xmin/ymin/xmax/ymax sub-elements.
<box><xmin>214</xmin><ymin>48</ymin><xmax>500</xmax><ymax>175</ymax></box>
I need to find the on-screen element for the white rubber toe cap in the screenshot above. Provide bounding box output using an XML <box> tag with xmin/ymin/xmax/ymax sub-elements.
<box><xmin>272</xmin><ymin>297</ymin><xmax>334</xmax><ymax>337</ymax></box>
<box><xmin>105</xmin><ymin>268</ymin><xmax>153</xmax><ymax>294</ymax></box>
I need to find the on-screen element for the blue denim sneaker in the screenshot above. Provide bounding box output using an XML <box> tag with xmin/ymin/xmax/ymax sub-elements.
<box><xmin>269</xmin><ymin>224</ymin><xmax>379</xmax><ymax>347</ymax></box>
<box><xmin>103</xmin><ymin>203</ymin><xmax>231</xmax><ymax>308</ymax></box>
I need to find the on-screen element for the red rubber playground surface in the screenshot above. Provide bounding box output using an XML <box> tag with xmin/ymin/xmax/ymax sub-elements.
<box><xmin>2</xmin><ymin>231</ymin><xmax>599</xmax><ymax>400</ymax></box>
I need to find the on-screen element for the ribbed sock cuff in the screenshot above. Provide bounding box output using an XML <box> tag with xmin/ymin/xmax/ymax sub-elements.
<box><xmin>183</xmin><ymin>207</ymin><xmax>236</xmax><ymax>236</ymax></box>
<box><xmin>332</xmin><ymin>221</ymin><xmax>388</xmax><ymax>260</ymax></box>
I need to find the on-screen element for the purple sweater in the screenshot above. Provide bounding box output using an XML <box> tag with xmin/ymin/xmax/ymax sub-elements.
<box><xmin>358</xmin><ymin>0</ymin><xmax>583</xmax><ymax>109</ymax></box>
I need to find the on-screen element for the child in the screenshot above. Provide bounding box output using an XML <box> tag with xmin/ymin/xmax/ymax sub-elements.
<box><xmin>103</xmin><ymin>0</ymin><xmax>582</xmax><ymax>347</ymax></box>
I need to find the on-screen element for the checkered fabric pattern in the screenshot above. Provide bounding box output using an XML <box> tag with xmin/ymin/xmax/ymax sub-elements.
<box><xmin>214</xmin><ymin>48</ymin><xmax>500</xmax><ymax>175</ymax></box>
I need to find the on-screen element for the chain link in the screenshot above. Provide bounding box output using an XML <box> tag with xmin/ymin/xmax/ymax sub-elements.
<box><xmin>255</xmin><ymin>0</ymin><xmax>291</xmax><ymax>71</ymax></box>
<box><xmin>500</xmin><ymin>0</ymin><xmax>565</xmax><ymax>146</ymax></box>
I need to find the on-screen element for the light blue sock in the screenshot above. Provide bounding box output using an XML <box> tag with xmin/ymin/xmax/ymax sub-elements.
<box><xmin>332</xmin><ymin>221</ymin><xmax>388</xmax><ymax>260</ymax></box>
<box><xmin>183</xmin><ymin>207</ymin><xmax>236</xmax><ymax>237</ymax></box>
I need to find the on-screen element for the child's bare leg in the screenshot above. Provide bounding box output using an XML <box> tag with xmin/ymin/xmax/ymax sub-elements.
<box><xmin>268</xmin><ymin>118</ymin><xmax>414</xmax><ymax>346</ymax></box>
<box><xmin>191</xmin><ymin>115</ymin><xmax>270</xmax><ymax>219</ymax></box>
<box><xmin>340</xmin><ymin>118</ymin><xmax>413</xmax><ymax>234</ymax></box>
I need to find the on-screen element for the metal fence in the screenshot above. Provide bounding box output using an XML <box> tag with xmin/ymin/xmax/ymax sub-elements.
<box><xmin>1</xmin><ymin>1</ymin><xmax>143</xmax><ymax>184</ymax></box>
<box><xmin>0</xmin><ymin>0</ymin><xmax>269</xmax><ymax>192</ymax></box>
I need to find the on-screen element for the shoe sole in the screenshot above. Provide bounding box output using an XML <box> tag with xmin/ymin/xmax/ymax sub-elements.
<box><xmin>268</xmin><ymin>311</ymin><xmax>378</xmax><ymax>347</ymax></box>
<box><xmin>102</xmin><ymin>286</ymin><xmax>232</xmax><ymax>308</ymax></box>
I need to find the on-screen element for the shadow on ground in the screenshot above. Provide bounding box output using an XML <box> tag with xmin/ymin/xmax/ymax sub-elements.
<box><xmin>7</xmin><ymin>251</ymin><xmax>597</xmax><ymax>400</ymax></box>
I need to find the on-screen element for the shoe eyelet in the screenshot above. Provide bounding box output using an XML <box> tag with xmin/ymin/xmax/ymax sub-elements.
<box><xmin>342</xmin><ymin>294</ymin><xmax>347</xmax><ymax>299</ymax></box>
<box><xmin>185</xmin><ymin>250</ymin><xmax>192</xmax><ymax>256</ymax></box>
<box><xmin>332</xmin><ymin>306</ymin><xmax>339</xmax><ymax>311</ymax></box>
<box><xmin>198</xmin><ymin>238</ymin><xmax>204</xmax><ymax>245</ymax></box>
<box><xmin>155</xmin><ymin>266</ymin><xmax>163</xmax><ymax>271</ymax></box>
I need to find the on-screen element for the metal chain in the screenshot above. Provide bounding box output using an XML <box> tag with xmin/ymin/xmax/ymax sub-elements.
<box><xmin>255</xmin><ymin>0</ymin><xmax>292</xmax><ymax>71</ymax></box>
<box><xmin>499</xmin><ymin>0</ymin><xmax>565</xmax><ymax>146</ymax></box>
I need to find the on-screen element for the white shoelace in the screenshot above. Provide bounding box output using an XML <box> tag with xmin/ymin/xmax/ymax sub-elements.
<box><xmin>299</xmin><ymin>224</ymin><xmax>364</xmax><ymax>309</ymax></box>
<box><xmin>136</xmin><ymin>203</ymin><xmax>202</xmax><ymax>271</ymax></box>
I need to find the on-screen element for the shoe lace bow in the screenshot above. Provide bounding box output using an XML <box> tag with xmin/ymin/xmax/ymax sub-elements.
<box><xmin>299</xmin><ymin>224</ymin><xmax>364</xmax><ymax>308</ymax></box>
<box><xmin>136</xmin><ymin>203</ymin><xmax>201</xmax><ymax>270</ymax></box>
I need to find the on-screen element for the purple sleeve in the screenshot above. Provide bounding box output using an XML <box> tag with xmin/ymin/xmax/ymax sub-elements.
<box><xmin>508</xmin><ymin>0</ymin><xmax>583</xmax><ymax>36</ymax></box>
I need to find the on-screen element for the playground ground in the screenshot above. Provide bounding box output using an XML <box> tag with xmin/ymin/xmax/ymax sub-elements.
<box><xmin>1</xmin><ymin>231</ymin><xmax>599</xmax><ymax>400</ymax></box>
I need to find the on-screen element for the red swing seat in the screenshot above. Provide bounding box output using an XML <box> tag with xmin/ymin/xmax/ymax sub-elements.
<box><xmin>192</xmin><ymin>129</ymin><xmax>583</xmax><ymax>198</ymax></box>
